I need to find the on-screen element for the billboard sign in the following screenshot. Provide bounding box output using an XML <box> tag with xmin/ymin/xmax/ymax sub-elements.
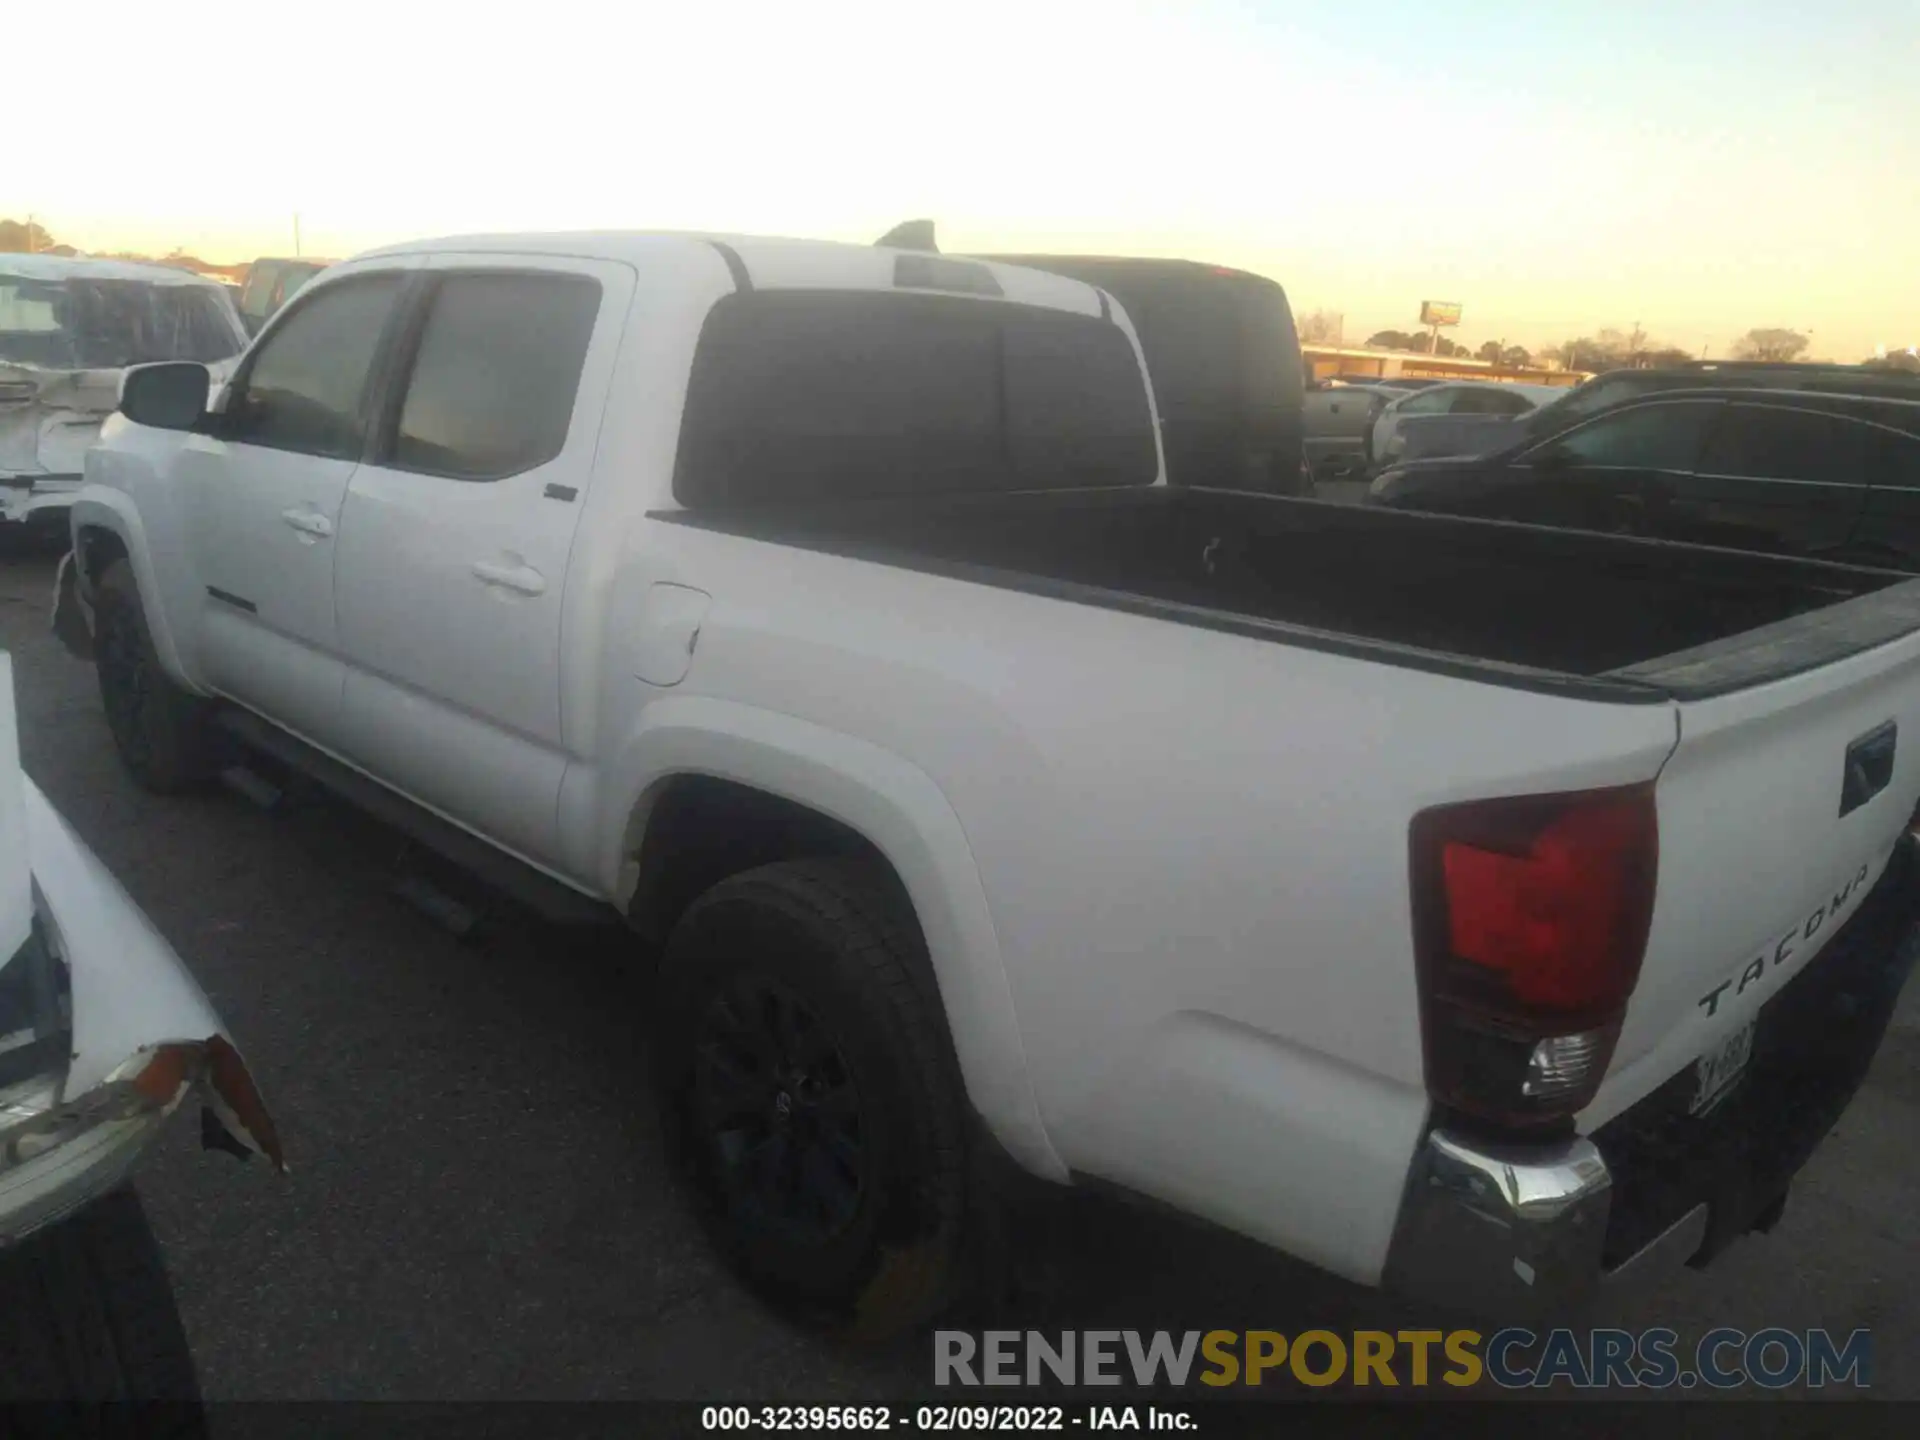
<box><xmin>1420</xmin><ymin>301</ymin><xmax>1463</xmax><ymax>327</ymax></box>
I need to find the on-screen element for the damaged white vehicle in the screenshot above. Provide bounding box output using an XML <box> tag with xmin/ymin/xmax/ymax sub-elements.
<box><xmin>1</xmin><ymin>256</ymin><xmax>245</xmax><ymax>538</ymax></box>
<box><xmin>0</xmin><ymin>651</ymin><xmax>280</xmax><ymax>1409</ymax></box>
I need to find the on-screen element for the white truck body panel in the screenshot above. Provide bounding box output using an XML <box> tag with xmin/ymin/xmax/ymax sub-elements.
<box><xmin>66</xmin><ymin>229</ymin><xmax>1920</xmax><ymax>1297</ymax></box>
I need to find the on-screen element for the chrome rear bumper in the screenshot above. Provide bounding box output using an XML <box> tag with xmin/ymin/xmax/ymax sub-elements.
<box><xmin>1383</xmin><ymin>1130</ymin><xmax>1613</xmax><ymax>1315</ymax></box>
<box><xmin>1384</xmin><ymin>840</ymin><xmax>1920</xmax><ymax>1319</ymax></box>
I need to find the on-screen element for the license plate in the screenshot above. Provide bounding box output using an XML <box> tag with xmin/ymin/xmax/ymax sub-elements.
<box><xmin>1690</xmin><ymin>1020</ymin><xmax>1757</xmax><ymax>1116</ymax></box>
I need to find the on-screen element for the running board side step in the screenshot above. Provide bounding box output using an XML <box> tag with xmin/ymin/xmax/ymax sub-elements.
<box><xmin>211</xmin><ymin>708</ymin><xmax>611</xmax><ymax>928</ymax></box>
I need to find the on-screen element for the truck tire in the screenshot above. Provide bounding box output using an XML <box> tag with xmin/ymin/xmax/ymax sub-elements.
<box><xmin>0</xmin><ymin>1187</ymin><xmax>207</xmax><ymax>1434</ymax></box>
<box><xmin>93</xmin><ymin>560</ymin><xmax>215</xmax><ymax>793</ymax></box>
<box><xmin>654</xmin><ymin>859</ymin><xmax>968</xmax><ymax>1337</ymax></box>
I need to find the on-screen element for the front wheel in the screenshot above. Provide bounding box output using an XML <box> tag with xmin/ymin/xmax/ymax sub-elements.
<box><xmin>93</xmin><ymin>559</ymin><xmax>216</xmax><ymax>793</ymax></box>
<box><xmin>653</xmin><ymin>859</ymin><xmax>970</xmax><ymax>1338</ymax></box>
<box><xmin>0</xmin><ymin>1187</ymin><xmax>206</xmax><ymax>1433</ymax></box>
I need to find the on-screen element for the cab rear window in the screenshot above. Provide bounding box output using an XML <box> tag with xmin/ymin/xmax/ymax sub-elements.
<box><xmin>673</xmin><ymin>291</ymin><xmax>1157</xmax><ymax>506</ymax></box>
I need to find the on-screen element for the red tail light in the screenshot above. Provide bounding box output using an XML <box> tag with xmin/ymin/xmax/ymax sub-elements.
<box><xmin>1410</xmin><ymin>784</ymin><xmax>1658</xmax><ymax>1129</ymax></box>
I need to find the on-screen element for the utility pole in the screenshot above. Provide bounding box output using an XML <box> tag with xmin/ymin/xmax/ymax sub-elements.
<box><xmin>25</xmin><ymin>214</ymin><xmax>35</xmax><ymax>254</ymax></box>
<box><xmin>293</xmin><ymin>213</ymin><xmax>302</xmax><ymax>258</ymax></box>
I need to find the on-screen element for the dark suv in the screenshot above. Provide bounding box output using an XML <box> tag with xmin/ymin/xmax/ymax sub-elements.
<box><xmin>1371</xmin><ymin>388</ymin><xmax>1920</xmax><ymax>569</ymax></box>
<box><xmin>1478</xmin><ymin>362</ymin><xmax>1920</xmax><ymax>453</ymax></box>
<box><xmin>980</xmin><ymin>255</ymin><xmax>1308</xmax><ymax>494</ymax></box>
<box><xmin>236</xmin><ymin>257</ymin><xmax>331</xmax><ymax>337</ymax></box>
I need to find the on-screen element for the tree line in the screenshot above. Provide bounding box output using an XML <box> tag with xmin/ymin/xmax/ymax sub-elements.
<box><xmin>1297</xmin><ymin>304</ymin><xmax>1904</xmax><ymax>371</ymax></box>
<box><xmin>0</xmin><ymin>218</ymin><xmax>69</xmax><ymax>254</ymax></box>
<box><xmin>1351</xmin><ymin>324</ymin><xmax>1814</xmax><ymax>369</ymax></box>
<box><xmin>1539</xmin><ymin>326</ymin><xmax>1817</xmax><ymax>368</ymax></box>
<box><xmin>2</xmin><ymin>218</ymin><xmax>246</xmax><ymax>280</ymax></box>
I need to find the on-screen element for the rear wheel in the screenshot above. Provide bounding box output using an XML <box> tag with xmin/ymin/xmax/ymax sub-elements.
<box><xmin>654</xmin><ymin>859</ymin><xmax>969</xmax><ymax>1337</ymax></box>
<box><xmin>93</xmin><ymin>560</ymin><xmax>216</xmax><ymax>793</ymax></box>
<box><xmin>0</xmin><ymin>1187</ymin><xmax>206</xmax><ymax>1434</ymax></box>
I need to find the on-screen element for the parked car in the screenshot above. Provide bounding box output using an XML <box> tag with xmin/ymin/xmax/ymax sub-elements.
<box><xmin>1370</xmin><ymin>381</ymin><xmax>1561</xmax><ymax>470</ymax></box>
<box><xmin>1394</xmin><ymin>361</ymin><xmax>1920</xmax><ymax>467</ymax></box>
<box><xmin>1371</xmin><ymin>388</ymin><xmax>1920</xmax><ymax>568</ymax></box>
<box><xmin>61</xmin><ymin>231</ymin><xmax>1920</xmax><ymax>1337</ymax></box>
<box><xmin>1390</xmin><ymin>406</ymin><xmax>1563</xmax><ymax>466</ymax></box>
<box><xmin>236</xmin><ymin>257</ymin><xmax>331</xmax><ymax>338</ymax></box>
<box><xmin>979</xmin><ymin>252</ymin><xmax>1309</xmax><ymax>494</ymax></box>
<box><xmin>1</xmin><ymin>256</ymin><xmax>246</xmax><ymax>539</ymax></box>
<box><xmin>0</xmin><ymin>651</ymin><xmax>281</xmax><ymax>1416</ymax></box>
<box><xmin>1332</xmin><ymin>376</ymin><xmax>1443</xmax><ymax>390</ymax></box>
<box><xmin>1303</xmin><ymin>380</ymin><xmax>1404</xmax><ymax>478</ymax></box>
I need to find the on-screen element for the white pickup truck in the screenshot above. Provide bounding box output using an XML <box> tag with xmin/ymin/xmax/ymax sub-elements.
<box><xmin>59</xmin><ymin>231</ymin><xmax>1920</xmax><ymax>1333</ymax></box>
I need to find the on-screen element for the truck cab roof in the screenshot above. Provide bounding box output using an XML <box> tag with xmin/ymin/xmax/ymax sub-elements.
<box><xmin>351</xmin><ymin>231</ymin><xmax>1115</xmax><ymax>320</ymax></box>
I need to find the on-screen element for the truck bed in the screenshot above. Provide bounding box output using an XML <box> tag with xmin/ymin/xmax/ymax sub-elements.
<box><xmin>668</xmin><ymin>487</ymin><xmax>1918</xmax><ymax>699</ymax></box>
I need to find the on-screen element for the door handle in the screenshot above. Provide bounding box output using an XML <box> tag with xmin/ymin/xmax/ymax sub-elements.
<box><xmin>280</xmin><ymin>507</ymin><xmax>333</xmax><ymax>539</ymax></box>
<box><xmin>471</xmin><ymin>559</ymin><xmax>548</xmax><ymax>597</ymax></box>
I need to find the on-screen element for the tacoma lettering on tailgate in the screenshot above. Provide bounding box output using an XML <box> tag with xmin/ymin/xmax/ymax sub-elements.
<box><xmin>1697</xmin><ymin>861</ymin><xmax>1873</xmax><ymax>1016</ymax></box>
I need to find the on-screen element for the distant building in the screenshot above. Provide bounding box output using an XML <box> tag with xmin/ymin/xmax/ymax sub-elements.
<box><xmin>1301</xmin><ymin>343</ymin><xmax>1586</xmax><ymax>387</ymax></box>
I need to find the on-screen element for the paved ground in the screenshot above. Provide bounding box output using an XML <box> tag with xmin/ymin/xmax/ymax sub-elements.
<box><xmin>3</xmin><ymin>549</ymin><xmax>1917</xmax><ymax>1407</ymax></box>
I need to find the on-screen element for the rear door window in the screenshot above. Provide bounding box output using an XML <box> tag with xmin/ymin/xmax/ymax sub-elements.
<box><xmin>1698</xmin><ymin>405</ymin><xmax>1868</xmax><ymax>485</ymax></box>
<box><xmin>1454</xmin><ymin>388</ymin><xmax>1534</xmax><ymax>416</ymax></box>
<box><xmin>1540</xmin><ymin>401</ymin><xmax>1719</xmax><ymax>470</ymax></box>
<box><xmin>385</xmin><ymin>271</ymin><xmax>601</xmax><ymax>480</ymax></box>
<box><xmin>674</xmin><ymin>291</ymin><xmax>1157</xmax><ymax>505</ymax></box>
<box><xmin>1395</xmin><ymin>389</ymin><xmax>1459</xmax><ymax>416</ymax></box>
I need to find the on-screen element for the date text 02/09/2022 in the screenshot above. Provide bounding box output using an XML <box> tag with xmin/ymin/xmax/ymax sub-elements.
<box><xmin>701</xmin><ymin>1405</ymin><xmax>1193</xmax><ymax>1431</ymax></box>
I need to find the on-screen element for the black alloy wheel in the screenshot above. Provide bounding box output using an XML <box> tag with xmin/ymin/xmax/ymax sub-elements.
<box><xmin>654</xmin><ymin>858</ymin><xmax>970</xmax><ymax>1335</ymax></box>
<box><xmin>693</xmin><ymin>974</ymin><xmax>866</xmax><ymax>1245</ymax></box>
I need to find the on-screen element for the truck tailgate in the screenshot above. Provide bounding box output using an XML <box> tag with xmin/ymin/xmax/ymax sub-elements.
<box><xmin>1588</xmin><ymin>619</ymin><xmax>1920</xmax><ymax>1127</ymax></box>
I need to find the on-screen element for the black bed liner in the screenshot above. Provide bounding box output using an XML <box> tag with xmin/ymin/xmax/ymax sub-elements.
<box><xmin>657</xmin><ymin>488</ymin><xmax>1920</xmax><ymax>704</ymax></box>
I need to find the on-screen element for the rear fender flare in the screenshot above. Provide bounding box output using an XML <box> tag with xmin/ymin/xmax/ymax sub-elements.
<box><xmin>599</xmin><ymin>694</ymin><xmax>1067</xmax><ymax>1183</ymax></box>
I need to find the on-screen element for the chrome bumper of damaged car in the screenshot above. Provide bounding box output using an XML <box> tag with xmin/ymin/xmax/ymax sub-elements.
<box><xmin>0</xmin><ymin>475</ymin><xmax>80</xmax><ymax>526</ymax></box>
<box><xmin>0</xmin><ymin>782</ymin><xmax>284</xmax><ymax>1249</ymax></box>
<box><xmin>0</xmin><ymin>1063</ymin><xmax>191</xmax><ymax>1245</ymax></box>
<box><xmin>0</xmin><ymin>1033</ymin><xmax>280</xmax><ymax>1248</ymax></box>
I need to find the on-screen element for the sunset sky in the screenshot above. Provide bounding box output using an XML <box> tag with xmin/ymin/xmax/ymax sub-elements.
<box><xmin>12</xmin><ymin>0</ymin><xmax>1916</xmax><ymax>360</ymax></box>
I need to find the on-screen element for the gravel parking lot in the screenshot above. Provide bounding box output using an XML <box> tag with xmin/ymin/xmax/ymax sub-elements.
<box><xmin>3</xmin><ymin>547</ymin><xmax>1917</xmax><ymax>1407</ymax></box>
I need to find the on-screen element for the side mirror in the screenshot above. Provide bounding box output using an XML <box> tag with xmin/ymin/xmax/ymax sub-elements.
<box><xmin>120</xmin><ymin>362</ymin><xmax>211</xmax><ymax>431</ymax></box>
